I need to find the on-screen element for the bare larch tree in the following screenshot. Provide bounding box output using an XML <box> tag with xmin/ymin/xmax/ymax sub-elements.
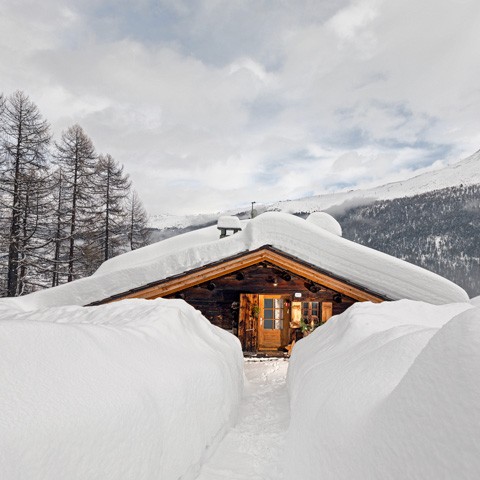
<box><xmin>54</xmin><ymin>124</ymin><xmax>97</xmax><ymax>282</ymax></box>
<box><xmin>128</xmin><ymin>190</ymin><xmax>150</xmax><ymax>251</ymax></box>
<box><xmin>0</xmin><ymin>91</ymin><xmax>51</xmax><ymax>296</ymax></box>
<box><xmin>95</xmin><ymin>153</ymin><xmax>131</xmax><ymax>262</ymax></box>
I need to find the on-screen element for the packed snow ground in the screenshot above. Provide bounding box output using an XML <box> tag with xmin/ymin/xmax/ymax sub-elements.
<box><xmin>197</xmin><ymin>359</ymin><xmax>289</xmax><ymax>480</ymax></box>
<box><xmin>0</xmin><ymin>299</ymin><xmax>243</xmax><ymax>480</ymax></box>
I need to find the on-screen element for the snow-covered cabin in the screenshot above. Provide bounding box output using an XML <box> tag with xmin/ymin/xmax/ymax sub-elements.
<box><xmin>2</xmin><ymin>212</ymin><xmax>469</xmax><ymax>353</ymax></box>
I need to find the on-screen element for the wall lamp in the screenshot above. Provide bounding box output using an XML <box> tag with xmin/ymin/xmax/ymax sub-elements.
<box><xmin>267</xmin><ymin>276</ymin><xmax>279</xmax><ymax>287</ymax></box>
<box><xmin>305</xmin><ymin>281</ymin><xmax>320</xmax><ymax>293</ymax></box>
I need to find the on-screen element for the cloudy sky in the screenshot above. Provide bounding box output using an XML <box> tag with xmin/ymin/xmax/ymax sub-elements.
<box><xmin>1</xmin><ymin>0</ymin><xmax>479</xmax><ymax>215</ymax></box>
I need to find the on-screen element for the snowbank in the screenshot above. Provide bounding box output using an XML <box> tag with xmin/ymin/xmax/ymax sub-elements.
<box><xmin>0</xmin><ymin>212</ymin><xmax>468</xmax><ymax>311</ymax></box>
<box><xmin>286</xmin><ymin>300</ymin><xmax>478</xmax><ymax>480</ymax></box>
<box><xmin>0</xmin><ymin>299</ymin><xmax>243</xmax><ymax>480</ymax></box>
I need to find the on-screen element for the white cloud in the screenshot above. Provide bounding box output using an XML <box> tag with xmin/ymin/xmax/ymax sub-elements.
<box><xmin>328</xmin><ymin>0</ymin><xmax>380</xmax><ymax>41</ymax></box>
<box><xmin>0</xmin><ymin>0</ymin><xmax>479</xmax><ymax>215</ymax></box>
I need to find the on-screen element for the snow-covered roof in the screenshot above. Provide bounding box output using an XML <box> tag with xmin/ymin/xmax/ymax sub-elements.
<box><xmin>471</xmin><ymin>295</ymin><xmax>480</xmax><ymax>306</ymax></box>
<box><xmin>0</xmin><ymin>212</ymin><xmax>468</xmax><ymax>311</ymax></box>
<box><xmin>306</xmin><ymin>212</ymin><xmax>342</xmax><ymax>236</ymax></box>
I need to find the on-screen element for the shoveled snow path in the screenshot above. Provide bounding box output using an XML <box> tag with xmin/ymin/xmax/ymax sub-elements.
<box><xmin>196</xmin><ymin>359</ymin><xmax>289</xmax><ymax>480</ymax></box>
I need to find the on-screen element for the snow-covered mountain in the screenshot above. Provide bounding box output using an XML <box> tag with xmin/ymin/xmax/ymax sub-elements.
<box><xmin>272</xmin><ymin>149</ymin><xmax>480</xmax><ymax>214</ymax></box>
<box><xmin>150</xmin><ymin>150</ymin><xmax>480</xmax><ymax>231</ymax></box>
<box><xmin>148</xmin><ymin>150</ymin><xmax>480</xmax><ymax>296</ymax></box>
<box><xmin>337</xmin><ymin>184</ymin><xmax>480</xmax><ymax>297</ymax></box>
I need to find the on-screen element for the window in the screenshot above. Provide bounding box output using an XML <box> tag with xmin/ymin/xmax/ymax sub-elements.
<box><xmin>263</xmin><ymin>298</ymin><xmax>284</xmax><ymax>330</ymax></box>
<box><xmin>302</xmin><ymin>301</ymin><xmax>320</xmax><ymax>327</ymax></box>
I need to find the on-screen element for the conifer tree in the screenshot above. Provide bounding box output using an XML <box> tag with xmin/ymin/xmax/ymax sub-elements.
<box><xmin>95</xmin><ymin>154</ymin><xmax>131</xmax><ymax>262</ymax></box>
<box><xmin>0</xmin><ymin>93</ymin><xmax>7</xmax><ymax>293</ymax></box>
<box><xmin>15</xmin><ymin>168</ymin><xmax>56</xmax><ymax>294</ymax></box>
<box><xmin>0</xmin><ymin>92</ymin><xmax>153</xmax><ymax>294</ymax></box>
<box><xmin>0</xmin><ymin>91</ymin><xmax>51</xmax><ymax>296</ymax></box>
<box><xmin>54</xmin><ymin>124</ymin><xmax>97</xmax><ymax>282</ymax></box>
<box><xmin>128</xmin><ymin>190</ymin><xmax>150</xmax><ymax>251</ymax></box>
<box><xmin>50</xmin><ymin>167</ymin><xmax>71</xmax><ymax>287</ymax></box>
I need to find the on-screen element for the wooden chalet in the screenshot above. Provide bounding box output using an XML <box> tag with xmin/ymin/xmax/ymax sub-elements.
<box><xmin>92</xmin><ymin>244</ymin><xmax>386</xmax><ymax>354</ymax></box>
<box><xmin>21</xmin><ymin>211</ymin><xmax>462</xmax><ymax>355</ymax></box>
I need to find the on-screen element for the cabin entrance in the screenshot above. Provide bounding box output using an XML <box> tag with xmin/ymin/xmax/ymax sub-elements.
<box><xmin>258</xmin><ymin>295</ymin><xmax>290</xmax><ymax>351</ymax></box>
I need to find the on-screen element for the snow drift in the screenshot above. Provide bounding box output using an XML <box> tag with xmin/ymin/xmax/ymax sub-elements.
<box><xmin>286</xmin><ymin>300</ymin><xmax>479</xmax><ymax>480</ymax></box>
<box><xmin>0</xmin><ymin>299</ymin><xmax>243</xmax><ymax>480</ymax></box>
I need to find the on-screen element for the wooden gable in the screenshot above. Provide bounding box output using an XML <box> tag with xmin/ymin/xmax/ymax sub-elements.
<box><xmin>90</xmin><ymin>246</ymin><xmax>386</xmax><ymax>353</ymax></box>
<box><xmin>92</xmin><ymin>246</ymin><xmax>386</xmax><ymax>305</ymax></box>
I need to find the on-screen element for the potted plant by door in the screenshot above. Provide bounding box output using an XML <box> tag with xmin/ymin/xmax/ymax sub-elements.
<box><xmin>300</xmin><ymin>318</ymin><xmax>313</xmax><ymax>336</ymax></box>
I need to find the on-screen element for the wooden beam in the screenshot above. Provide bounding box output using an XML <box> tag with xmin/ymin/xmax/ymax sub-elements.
<box><xmin>112</xmin><ymin>250</ymin><xmax>268</xmax><ymax>301</ymax></box>
<box><xmin>261</xmin><ymin>249</ymin><xmax>383</xmax><ymax>303</ymax></box>
<box><xmin>102</xmin><ymin>247</ymin><xmax>384</xmax><ymax>304</ymax></box>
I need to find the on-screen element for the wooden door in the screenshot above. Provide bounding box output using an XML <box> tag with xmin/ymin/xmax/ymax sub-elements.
<box><xmin>322</xmin><ymin>302</ymin><xmax>333</xmax><ymax>323</ymax></box>
<box><xmin>258</xmin><ymin>295</ymin><xmax>290</xmax><ymax>351</ymax></box>
<box><xmin>239</xmin><ymin>294</ymin><xmax>259</xmax><ymax>352</ymax></box>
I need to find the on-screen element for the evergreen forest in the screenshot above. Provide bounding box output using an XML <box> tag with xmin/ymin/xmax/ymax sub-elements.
<box><xmin>336</xmin><ymin>185</ymin><xmax>480</xmax><ymax>297</ymax></box>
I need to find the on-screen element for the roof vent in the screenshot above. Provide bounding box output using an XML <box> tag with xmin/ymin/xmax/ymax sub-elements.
<box><xmin>217</xmin><ymin>216</ymin><xmax>242</xmax><ymax>238</ymax></box>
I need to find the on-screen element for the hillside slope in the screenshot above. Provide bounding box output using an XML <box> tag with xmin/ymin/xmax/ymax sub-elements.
<box><xmin>148</xmin><ymin>151</ymin><xmax>479</xmax><ymax>296</ymax></box>
<box><xmin>150</xmin><ymin>150</ymin><xmax>480</xmax><ymax>231</ymax></box>
<box><xmin>271</xmin><ymin>149</ymin><xmax>480</xmax><ymax>215</ymax></box>
<box><xmin>337</xmin><ymin>185</ymin><xmax>480</xmax><ymax>297</ymax></box>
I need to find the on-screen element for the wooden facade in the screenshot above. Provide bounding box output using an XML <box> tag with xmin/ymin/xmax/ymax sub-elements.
<box><xmin>165</xmin><ymin>262</ymin><xmax>361</xmax><ymax>351</ymax></box>
<box><xmin>94</xmin><ymin>247</ymin><xmax>386</xmax><ymax>353</ymax></box>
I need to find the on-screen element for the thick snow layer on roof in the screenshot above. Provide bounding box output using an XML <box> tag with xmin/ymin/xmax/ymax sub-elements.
<box><xmin>306</xmin><ymin>212</ymin><xmax>342</xmax><ymax>236</ymax></box>
<box><xmin>0</xmin><ymin>212</ymin><xmax>468</xmax><ymax>311</ymax></box>
<box><xmin>286</xmin><ymin>300</ymin><xmax>478</xmax><ymax>480</ymax></box>
<box><xmin>0</xmin><ymin>299</ymin><xmax>243</xmax><ymax>480</ymax></box>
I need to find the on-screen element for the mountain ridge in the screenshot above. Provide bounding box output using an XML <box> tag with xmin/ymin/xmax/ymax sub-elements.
<box><xmin>150</xmin><ymin>149</ymin><xmax>480</xmax><ymax>230</ymax></box>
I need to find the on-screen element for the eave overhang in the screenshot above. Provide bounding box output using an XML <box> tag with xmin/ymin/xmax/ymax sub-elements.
<box><xmin>88</xmin><ymin>245</ymin><xmax>389</xmax><ymax>306</ymax></box>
